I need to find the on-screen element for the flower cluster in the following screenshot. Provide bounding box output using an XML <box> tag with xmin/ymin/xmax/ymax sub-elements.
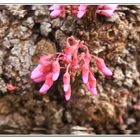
<box><xmin>49</xmin><ymin>5</ymin><xmax>88</xmax><ymax>19</ymax></box>
<box><xmin>31</xmin><ymin>36</ymin><xmax>112</xmax><ymax>101</ymax></box>
<box><xmin>49</xmin><ymin>4</ymin><xmax>118</xmax><ymax>19</ymax></box>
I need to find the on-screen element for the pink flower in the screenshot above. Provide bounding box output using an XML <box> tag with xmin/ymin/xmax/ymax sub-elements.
<box><xmin>50</xmin><ymin>10</ymin><xmax>61</xmax><ymax>18</ymax></box>
<box><xmin>31</xmin><ymin>64</ymin><xmax>44</xmax><ymax>80</ymax></box>
<box><xmin>77</xmin><ymin>11</ymin><xmax>86</xmax><ymax>19</ymax></box>
<box><xmin>64</xmin><ymin>44</ymin><xmax>72</xmax><ymax>61</ymax></box>
<box><xmin>39</xmin><ymin>73</ymin><xmax>54</xmax><ymax>94</ymax></box>
<box><xmin>71</xmin><ymin>48</ymin><xmax>79</xmax><ymax>69</ymax></box>
<box><xmin>63</xmin><ymin>70</ymin><xmax>70</xmax><ymax>92</ymax></box>
<box><xmin>31</xmin><ymin>55</ymin><xmax>60</xmax><ymax>94</ymax></box>
<box><xmin>39</xmin><ymin>55</ymin><xmax>53</xmax><ymax>65</ymax></box>
<box><xmin>71</xmin><ymin>55</ymin><xmax>79</xmax><ymax>69</ymax></box>
<box><xmin>78</xmin><ymin>5</ymin><xmax>88</xmax><ymax>11</ymax></box>
<box><xmin>77</xmin><ymin>5</ymin><xmax>88</xmax><ymax>18</ymax></box>
<box><xmin>82</xmin><ymin>63</ymin><xmax>89</xmax><ymax>84</ymax></box>
<box><xmin>52</xmin><ymin>60</ymin><xmax>60</xmax><ymax>81</ymax></box>
<box><xmin>64</xmin><ymin>86</ymin><xmax>71</xmax><ymax>101</ymax></box>
<box><xmin>94</xmin><ymin>56</ymin><xmax>112</xmax><ymax>76</ymax></box>
<box><xmin>87</xmin><ymin>70</ymin><xmax>97</xmax><ymax>95</ymax></box>
<box><xmin>101</xmin><ymin>67</ymin><xmax>113</xmax><ymax>76</ymax></box>
<box><xmin>39</xmin><ymin>55</ymin><xmax>53</xmax><ymax>74</ymax></box>
<box><xmin>65</xmin><ymin>36</ymin><xmax>80</xmax><ymax>61</ymax></box>
<box><xmin>33</xmin><ymin>75</ymin><xmax>46</xmax><ymax>83</ymax></box>
<box><xmin>30</xmin><ymin>36</ymin><xmax>113</xmax><ymax>101</ymax></box>
<box><xmin>49</xmin><ymin>5</ymin><xmax>62</xmax><ymax>18</ymax></box>
<box><xmin>84</xmin><ymin>50</ymin><xmax>91</xmax><ymax>65</ymax></box>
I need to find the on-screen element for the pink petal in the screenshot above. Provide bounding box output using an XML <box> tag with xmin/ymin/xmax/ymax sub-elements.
<box><xmin>63</xmin><ymin>84</ymin><xmax>70</xmax><ymax>92</ymax></box>
<box><xmin>78</xmin><ymin>5</ymin><xmax>87</xmax><ymax>11</ymax></box>
<box><xmin>50</xmin><ymin>10</ymin><xmax>61</xmax><ymax>18</ymax></box>
<box><xmin>39</xmin><ymin>83</ymin><xmax>49</xmax><ymax>94</ymax></box>
<box><xmin>52</xmin><ymin>60</ymin><xmax>60</xmax><ymax>81</ymax></box>
<box><xmin>96</xmin><ymin>10</ymin><xmax>101</xmax><ymax>14</ymax></box>
<box><xmin>66</xmin><ymin>54</ymin><xmax>72</xmax><ymax>61</ymax></box>
<box><xmin>63</xmin><ymin>71</ymin><xmax>70</xmax><ymax>88</ymax></box>
<box><xmin>82</xmin><ymin>63</ymin><xmax>89</xmax><ymax>84</ymax></box>
<box><xmin>33</xmin><ymin>75</ymin><xmax>46</xmax><ymax>83</ymax></box>
<box><xmin>97</xmin><ymin>5</ymin><xmax>104</xmax><ymax>9</ymax></box>
<box><xmin>82</xmin><ymin>76</ymin><xmax>88</xmax><ymax>84</ymax></box>
<box><xmin>77</xmin><ymin>10</ymin><xmax>86</xmax><ymax>18</ymax></box>
<box><xmin>31</xmin><ymin>64</ymin><xmax>43</xmax><ymax>79</ymax></box>
<box><xmin>101</xmin><ymin>67</ymin><xmax>112</xmax><ymax>76</ymax></box>
<box><xmin>65</xmin><ymin>93</ymin><xmax>71</xmax><ymax>101</ymax></box>
<box><xmin>52</xmin><ymin>72</ymin><xmax>60</xmax><ymax>81</ymax></box>
<box><xmin>90</xmin><ymin>87</ymin><xmax>97</xmax><ymax>96</ymax></box>
<box><xmin>64</xmin><ymin>87</ymin><xmax>71</xmax><ymax>101</ymax></box>
<box><xmin>39</xmin><ymin>55</ymin><xmax>53</xmax><ymax>65</ymax></box>
<box><xmin>39</xmin><ymin>73</ymin><xmax>54</xmax><ymax>94</ymax></box>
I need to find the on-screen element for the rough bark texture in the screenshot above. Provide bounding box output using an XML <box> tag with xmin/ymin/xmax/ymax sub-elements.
<box><xmin>0</xmin><ymin>5</ymin><xmax>140</xmax><ymax>134</ymax></box>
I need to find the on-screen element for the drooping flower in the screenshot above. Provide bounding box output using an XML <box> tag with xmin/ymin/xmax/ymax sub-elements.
<box><xmin>64</xmin><ymin>86</ymin><xmax>71</xmax><ymax>101</ymax></box>
<box><xmin>31</xmin><ymin>64</ymin><xmax>44</xmax><ymax>80</ymax></box>
<box><xmin>50</xmin><ymin>10</ymin><xmax>61</xmax><ymax>18</ymax></box>
<box><xmin>94</xmin><ymin>56</ymin><xmax>112</xmax><ymax>76</ymax></box>
<box><xmin>52</xmin><ymin>60</ymin><xmax>60</xmax><ymax>81</ymax></box>
<box><xmin>49</xmin><ymin>5</ymin><xmax>62</xmax><ymax>18</ymax></box>
<box><xmin>33</xmin><ymin>75</ymin><xmax>46</xmax><ymax>83</ymax></box>
<box><xmin>87</xmin><ymin>70</ymin><xmax>97</xmax><ymax>95</ymax></box>
<box><xmin>39</xmin><ymin>73</ymin><xmax>54</xmax><ymax>94</ymax></box>
<box><xmin>31</xmin><ymin>36</ymin><xmax>112</xmax><ymax>101</ymax></box>
<box><xmin>82</xmin><ymin>63</ymin><xmax>89</xmax><ymax>84</ymax></box>
<box><xmin>65</xmin><ymin>36</ymin><xmax>80</xmax><ymax>61</ymax></box>
<box><xmin>77</xmin><ymin>5</ymin><xmax>88</xmax><ymax>18</ymax></box>
<box><xmin>63</xmin><ymin>65</ymin><xmax>70</xmax><ymax>92</ymax></box>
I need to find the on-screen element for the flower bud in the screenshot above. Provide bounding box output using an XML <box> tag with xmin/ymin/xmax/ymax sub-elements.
<box><xmin>77</xmin><ymin>10</ymin><xmax>86</xmax><ymax>18</ymax></box>
<box><xmin>94</xmin><ymin>56</ymin><xmax>112</xmax><ymax>76</ymax></box>
<box><xmin>39</xmin><ymin>73</ymin><xmax>54</xmax><ymax>94</ymax></box>
<box><xmin>63</xmin><ymin>71</ymin><xmax>70</xmax><ymax>92</ymax></box>
<box><xmin>33</xmin><ymin>75</ymin><xmax>46</xmax><ymax>83</ymax></box>
<box><xmin>78</xmin><ymin>5</ymin><xmax>88</xmax><ymax>11</ymax></box>
<box><xmin>64</xmin><ymin>87</ymin><xmax>71</xmax><ymax>101</ymax></box>
<box><xmin>82</xmin><ymin>63</ymin><xmax>89</xmax><ymax>84</ymax></box>
<box><xmin>31</xmin><ymin>64</ymin><xmax>44</xmax><ymax>80</ymax></box>
<box><xmin>50</xmin><ymin>10</ymin><xmax>61</xmax><ymax>18</ymax></box>
<box><xmin>52</xmin><ymin>60</ymin><xmax>60</xmax><ymax>81</ymax></box>
<box><xmin>87</xmin><ymin>71</ymin><xmax>97</xmax><ymax>95</ymax></box>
